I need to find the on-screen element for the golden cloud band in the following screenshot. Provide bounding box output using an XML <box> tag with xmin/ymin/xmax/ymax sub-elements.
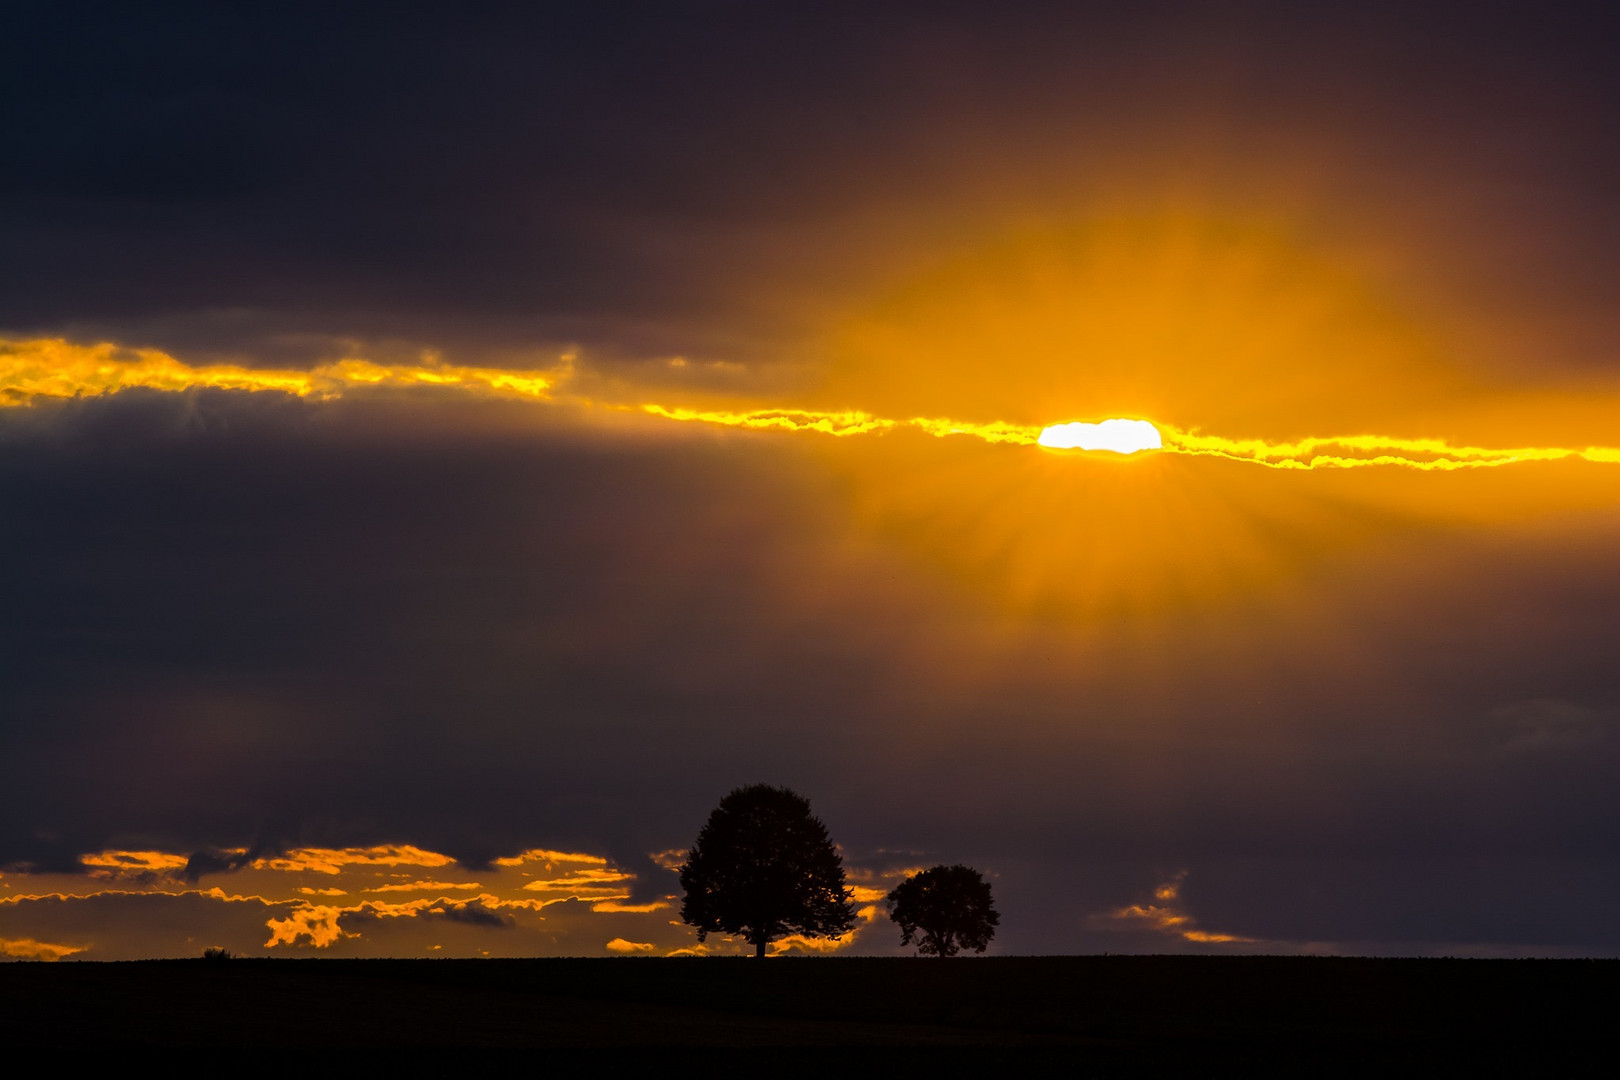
<box><xmin>6</xmin><ymin>337</ymin><xmax>1617</xmax><ymax>472</ymax></box>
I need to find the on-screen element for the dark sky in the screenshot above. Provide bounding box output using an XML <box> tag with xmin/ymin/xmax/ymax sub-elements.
<box><xmin>3</xmin><ymin>1</ymin><xmax>1619</xmax><ymax>958</ymax></box>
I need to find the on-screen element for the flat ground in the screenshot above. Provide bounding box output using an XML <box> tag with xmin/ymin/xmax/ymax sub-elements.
<box><xmin>1</xmin><ymin>956</ymin><xmax>1610</xmax><ymax>1071</ymax></box>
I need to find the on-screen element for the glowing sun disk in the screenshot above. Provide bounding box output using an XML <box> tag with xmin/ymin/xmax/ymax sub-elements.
<box><xmin>1037</xmin><ymin>419</ymin><xmax>1163</xmax><ymax>454</ymax></box>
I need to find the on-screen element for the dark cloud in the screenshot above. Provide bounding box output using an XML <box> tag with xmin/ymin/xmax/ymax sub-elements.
<box><xmin>341</xmin><ymin>899</ymin><xmax>513</xmax><ymax>932</ymax></box>
<box><xmin>0</xmin><ymin>388</ymin><xmax>1617</xmax><ymax>953</ymax></box>
<box><xmin>181</xmin><ymin>837</ymin><xmax>290</xmax><ymax>884</ymax></box>
<box><xmin>3</xmin><ymin>3</ymin><xmax>1617</xmax><ymax>370</ymax></box>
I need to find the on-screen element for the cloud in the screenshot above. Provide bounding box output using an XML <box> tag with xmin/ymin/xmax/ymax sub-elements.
<box><xmin>369</xmin><ymin>880</ymin><xmax>483</xmax><ymax>894</ymax></box>
<box><xmin>0</xmin><ymin>936</ymin><xmax>85</xmax><ymax>961</ymax></box>
<box><xmin>80</xmin><ymin>850</ymin><xmax>190</xmax><ymax>873</ymax></box>
<box><xmin>0</xmin><ymin>337</ymin><xmax>564</xmax><ymax>408</ymax></box>
<box><xmin>264</xmin><ymin>904</ymin><xmax>349</xmax><ymax>948</ymax></box>
<box><xmin>605</xmin><ymin>937</ymin><xmax>656</xmax><ymax>953</ymax></box>
<box><xmin>254</xmin><ymin>846</ymin><xmax>456</xmax><ymax>875</ymax></box>
<box><xmin>768</xmin><ymin>903</ymin><xmax>885</xmax><ymax>956</ymax></box>
<box><xmin>1093</xmin><ymin>874</ymin><xmax>1255</xmax><ymax>947</ymax></box>
<box><xmin>181</xmin><ymin>848</ymin><xmax>258</xmax><ymax>883</ymax></box>
<box><xmin>648</xmin><ymin>850</ymin><xmax>687</xmax><ymax>872</ymax></box>
<box><xmin>491</xmin><ymin>850</ymin><xmax>611</xmax><ymax>868</ymax></box>
<box><xmin>664</xmin><ymin>944</ymin><xmax>713</xmax><ymax>957</ymax></box>
<box><xmin>0</xmin><ymin>839</ymin><xmax>700</xmax><ymax>956</ymax></box>
<box><xmin>520</xmin><ymin>868</ymin><xmax>634</xmax><ymax>892</ymax></box>
<box><xmin>432</xmin><ymin>901</ymin><xmax>513</xmax><ymax>929</ymax></box>
<box><xmin>590</xmin><ymin>899</ymin><xmax>672</xmax><ymax>914</ymax></box>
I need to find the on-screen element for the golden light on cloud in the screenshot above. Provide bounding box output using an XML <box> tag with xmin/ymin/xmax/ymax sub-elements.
<box><xmin>80</xmin><ymin>850</ymin><xmax>192</xmax><ymax>874</ymax></box>
<box><xmin>640</xmin><ymin>401</ymin><xmax>1620</xmax><ymax>474</ymax></box>
<box><xmin>9</xmin><ymin>206</ymin><xmax>1620</xmax><ymax>634</ymax></box>
<box><xmin>6</xmin><ymin>336</ymin><xmax>1619</xmax><ymax>475</ymax></box>
<box><xmin>369</xmin><ymin>880</ymin><xmax>483</xmax><ymax>893</ymax></box>
<box><xmin>491</xmin><ymin>849</ymin><xmax>612</xmax><ymax>868</ymax></box>
<box><xmin>0</xmin><ymin>939</ymin><xmax>87</xmax><ymax>965</ymax></box>
<box><xmin>1095</xmin><ymin>874</ymin><xmax>1254</xmax><ymax>946</ymax></box>
<box><xmin>590</xmin><ymin>899</ymin><xmax>673</xmax><ymax>913</ymax></box>
<box><xmin>265</xmin><ymin>904</ymin><xmax>348</xmax><ymax>948</ymax></box>
<box><xmin>0</xmin><ymin>337</ymin><xmax>560</xmax><ymax>407</ymax></box>
<box><xmin>520</xmin><ymin>867</ymin><xmax>635</xmax><ymax>892</ymax></box>
<box><xmin>254</xmin><ymin>845</ymin><xmax>455</xmax><ymax>875</ymax></box>
<box><xmin>0</xmin><ymin>841</ymin><xmax>719</xmax><ymax>957</ymax></box>
<box><xmin>1</xmin><ymin>936</ymin><xmax>87</xmax><ymax>961</ymax></box>
<box><xmin>1159</xmin><ymin>426</ymin><xmax>1620</xmax><ymax>471</ymax></box>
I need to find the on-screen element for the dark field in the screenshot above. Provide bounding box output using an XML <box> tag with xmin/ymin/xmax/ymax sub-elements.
<box><xmin>1</xmin><ymin>956</ymin><xmax>1611</xmax><ymax>1071</ymax></box>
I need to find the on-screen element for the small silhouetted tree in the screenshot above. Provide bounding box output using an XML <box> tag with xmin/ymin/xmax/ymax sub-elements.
<box><xmin>886</xmin><ymin>864</ymin><xmax>999</xmax><ymax>956</ymax></box>
<box><xmin>679</xmin><ymin>784</ymin><xmax>857</xmax><ymax>957</ymax></box>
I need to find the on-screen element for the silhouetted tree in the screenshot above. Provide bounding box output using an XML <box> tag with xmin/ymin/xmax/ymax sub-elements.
<box><xmin>886</xmin><ymin>864</ymin><xmax>999</xmax><ymax>956</ymax></box>
<box><xmin>679</xmin><ymin>784</ymin><xmax>857</xmax><ymax>957</ymax></box>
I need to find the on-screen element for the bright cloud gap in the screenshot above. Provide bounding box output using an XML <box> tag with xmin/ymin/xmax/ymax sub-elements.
<box><xmin>1036</xmin><ymin>419</ymin><xmax>1163</xmax><ymax>454</ymax></box>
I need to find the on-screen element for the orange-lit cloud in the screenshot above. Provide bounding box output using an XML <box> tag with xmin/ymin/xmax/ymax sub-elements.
<box><xmin>369</xmin><ymin>880</ymin><xmax>483</xmax><ymax>893</ymax></box>
<box><xmin>253</xmin><ymin>845</ymin><xmax>455</xmax><ymax>875</ymax></box>
<box><xmin>605</xmin><ymin>937</ymin><xmax>657</xmax><ymax>953</ymax></box>
<box><xmin>265</xmin><ymin>904</ymin><xmax>348</xmax><ymax>947</ymax></box>
<box><xmin>642</xmin><ymin>405</ymin><xmax>1620</xmax><ymax>471</ymax></box>
<box><xmin>1157</xmin><ymin>425</ymin><xmax>1620</xmax><ymax>471</ymax></box>
<box><xmin>1094</xmin><ymin>873</ymin><xmax>1254</xmax><ymax>946</ymax></box>
<box><xmin>639</xmin><ymin>404</ymin><xmax>901</xmax><ymax>438</ymax></box>
<box><xmin>80</xmin><ymin>850</ymin><xmax>192</xmax><ymax>872</ymax></box>
<box><xmin>264</xmin><ymin>893</ymin><xmax>543</xmax><ymax>948</ymax></box>
<box><xmin>8</xmin><ymin>336</ymin><xmax>1620</xmax><ymax>476</ymax></box>
<box><xmin>0</xmin><ymin>841</ymin><xmax>709</xmax><ymax>958</ymax></box>
<box><xmin>768</xmin><ymin>903</ymin><xmax>884</xmax><ymax>956</ymax></box>
<box><xmin>590</xmin><ymin>899</ymin><xmax>672</xmax><ymax>914</ymax></box>
<box><xmin>0</xmin><ymin>338</ymin><xmax>561</xmax><ymax>407</ymax></box>
<box><xmin>491</xmin><ymin>849</ymin><xmax>610</xmax><ymax>868</ymax></box>
<box><xmin>79</xmin><ymin>850</ymin><xmax>192</xmax><ymax>881</ymax></box>
<box><xmin>1</xmin><ymin>935</ymin><xmax>86</xmax><ymax>961</ymax></box>
<box><xmin>519</xmin><ymin>868</ymin><xmax>634</xmax><ymax>891</ymax></box>
<box><xmin>664</xmin><ymin>944</ymin><xmax>713</xmax><ymax>957</ymax></box>
<box><xmin>648</xmin><ymin>849</ymin><xmax>687</xmax><ymax>872</ymax></box>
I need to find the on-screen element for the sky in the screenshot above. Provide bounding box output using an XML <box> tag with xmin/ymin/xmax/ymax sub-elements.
<box><xmin>3</xmin><ymin>1</ymin><xmax>1619</xmax><ymax>960</ymax></box>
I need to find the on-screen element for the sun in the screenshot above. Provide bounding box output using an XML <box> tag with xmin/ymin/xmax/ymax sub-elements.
<box><xmin>1037</xmin><ymin>419</ymin><xmax>1162</xmax><ymax>454</ymax></box>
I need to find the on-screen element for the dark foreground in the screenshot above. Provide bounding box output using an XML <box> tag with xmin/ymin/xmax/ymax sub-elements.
<box><xmin>2</xmin><ymin>956</ymin><xmax>1611</xmax><ymax>1072</ymax></box>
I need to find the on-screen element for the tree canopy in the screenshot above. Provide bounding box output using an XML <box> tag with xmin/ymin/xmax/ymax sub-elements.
<box><xmin>679</xmin><ymin>784</ymin><xmax>857</xmax><ymax>957</ymax></box>
<box><xmin>885</xmin><ymin>864</ymin><xmax>999</xmax><ymax>956</ymax></box>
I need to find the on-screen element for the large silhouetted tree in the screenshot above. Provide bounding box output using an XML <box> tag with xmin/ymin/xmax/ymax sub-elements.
<box><xmin>679</xmin><ymin>784</ymin><xmax>857</xmax><ymax>957</ymax></box>
<box><xmin>886</xmin><ymin>864</ymin><xmax>999</xmax><ymax>956</ymax></box>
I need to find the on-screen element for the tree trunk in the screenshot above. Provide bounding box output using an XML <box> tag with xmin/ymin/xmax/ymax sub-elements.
<box><xmin>755</xmin><ymin>937</ymin><xmax>767</xmax><ymax>958</ymax></box>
